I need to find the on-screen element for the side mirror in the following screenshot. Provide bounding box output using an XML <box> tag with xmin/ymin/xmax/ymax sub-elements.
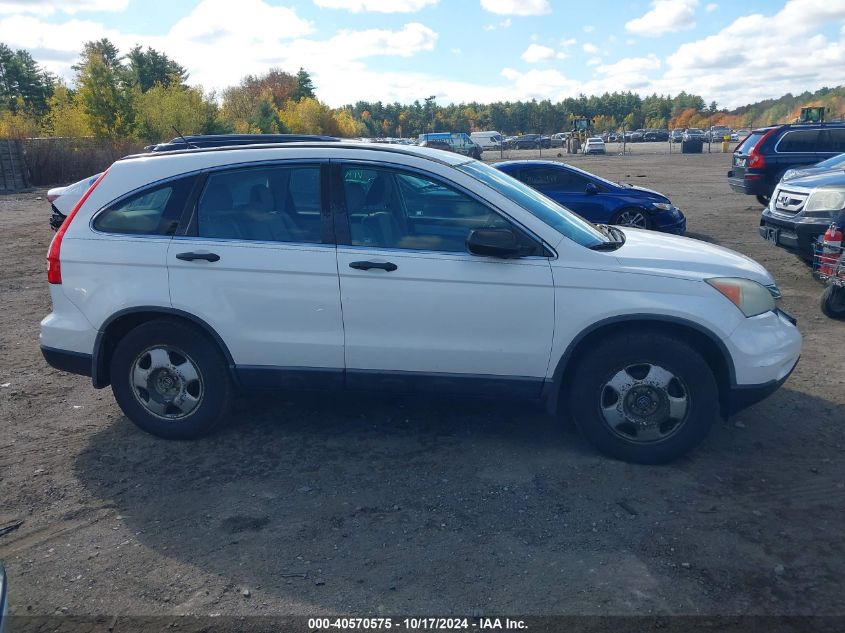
<box><xmin>466</xmin><ymin>228</ymin><xmax>522</xmax><ymax>258</ymax></box>
<box><xmin>585</xmin><ymin>182</ymin><xmax>599</xmax><ymax>195</ymax></box>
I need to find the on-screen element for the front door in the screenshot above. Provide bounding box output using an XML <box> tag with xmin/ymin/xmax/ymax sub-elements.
<box><xmin>334</xmin><ymin>162</ymin><xmax>555</xmax><ymax>395</ymax></box>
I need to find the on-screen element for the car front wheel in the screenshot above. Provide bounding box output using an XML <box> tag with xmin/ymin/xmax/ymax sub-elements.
<box><xmin>612</xmin><ymin>208</ymin><xmax>650</xmax><ymax>229</ymax></box>
<box><xmin>821</xmin><ymin>285</ymin><xmax>845</xmax><ymax>320</ymax></box>
<box><xmin>756</xmin><ymin>194</ymin><xmax>771</xmax><ymax>206</ymax></box>
<box><xmin>110</xmin><ymin>319</ymin><xmax>233</xmax><ymax>439</ymax></box>
<box><xmin>569</xmin><ymin>332</ymin><xmax>718</xmax><ymax>464</ymax></box>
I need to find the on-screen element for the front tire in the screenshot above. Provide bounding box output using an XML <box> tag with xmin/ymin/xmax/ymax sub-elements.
<box><xmin>612</xmin><ymin>207</ymin><xmax>650</xmax><ymax>229</ymax></box>
<box><xmin>756</xmin><ymin>194</ymin><xmax>771</xmax><ymax>206</ymax></box>
<box><xmin>569</xmin><ymin>332</ymin><xmax>719</xmax><ymax>464</ymax></box>
<box><xmin>821</xmin><ymin>285</ymin><xmax>845</xmax><ymax>320</ymax></box>
<box><xmin>110</xmin><ymin>319</ymin><xmax>232</xmax><ymax>439</ymax></box>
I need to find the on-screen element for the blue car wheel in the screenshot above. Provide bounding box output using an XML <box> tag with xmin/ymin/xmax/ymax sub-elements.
<box><xmin>613</xmin><ymin>208</ymin><xmax>649</xmax><ymax>229</ymax></box>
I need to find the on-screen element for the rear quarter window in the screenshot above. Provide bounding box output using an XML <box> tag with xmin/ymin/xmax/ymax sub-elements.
<box><xmin>93</xmin><ymin>176</ymin><xmax>195</xmax><ymax>235</ymax></box>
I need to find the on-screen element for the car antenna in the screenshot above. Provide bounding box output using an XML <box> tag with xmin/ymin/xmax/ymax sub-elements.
<box><xmin>172</xmin><ymin>126</ymin><xmax>197</xmax><ymax>149</ymax></box>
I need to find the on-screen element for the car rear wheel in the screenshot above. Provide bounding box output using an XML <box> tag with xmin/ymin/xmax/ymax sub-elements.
<box><xmin>110</xmin><ymin>319</ymin><xmax>232</xmax><ymax>439</ymax></box>
<box><xmin>568</xmin><ymin>332</ymin><xmax>718</xmax><ymax>464</ymax></box>
<box><xmin>756</xmin><ymin>194</ymin><xmax>771</xmax><ymax>206</ymax></box>
<box><xmin>821</xmin><ymin>285</ymin><xmax>845</xmax><ymax>320</ymax></box>
<box><xmin>612</xmin><ymin>208</ymin><xmax>650</xmax><ymax>229</ymax></box>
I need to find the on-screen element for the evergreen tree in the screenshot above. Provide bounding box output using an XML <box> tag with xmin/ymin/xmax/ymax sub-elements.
<box><xmin>292</xmin><ymin>68</ymin><xmax>315</xmax><ymax>101</ymax></box>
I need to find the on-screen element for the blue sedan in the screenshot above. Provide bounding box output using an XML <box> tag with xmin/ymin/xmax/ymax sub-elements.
<box><xmin>494</xmin><ymin>160</ymin><xmax>686</xmax><ymax>234</ymax></box>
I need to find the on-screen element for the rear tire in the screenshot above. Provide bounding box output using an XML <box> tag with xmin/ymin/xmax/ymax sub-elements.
<box><xmin>821</xmin><ymin>285</ymin><xmax>845</xmax><ymax>320</ymax></box>
<box><xmin>568</xmin><ymin>332</ymin><xmax>718</xmax><ymax>464</ymax></box>
<box><xmin>110</xmin><ymin>319</ymin><xmax>232</xmax><ymax>439</ymax></box>
<box><xmin>756</xmin><ymin>194</ymin><xmax>771</xmax><ymax>206</ymax></box>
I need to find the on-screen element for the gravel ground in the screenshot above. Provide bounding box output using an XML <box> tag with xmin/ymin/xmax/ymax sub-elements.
<box><xmin>0</xmin><ymin>147</ymin><xmax>843</xmax><ymax>624</ymax></box>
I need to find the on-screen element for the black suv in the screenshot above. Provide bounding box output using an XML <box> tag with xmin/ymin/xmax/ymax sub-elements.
<box><xmin>147</xmin><ymin>133</ymin><xmax>339</xmax><ymax>152</ymax></box>
<box><xmin>727</xmin><ymin>123</ymin><xmax>845</xmax><ymax>206</ymax></box>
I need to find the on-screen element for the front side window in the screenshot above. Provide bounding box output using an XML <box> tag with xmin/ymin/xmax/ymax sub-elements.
<box><xmin>94</xmin><ymin>177</ymin><xmax>194</xmax><ymax>235</ymax></box>
<box><xmin>342</xmin><ymin>165</ymin><xmax>539</xmax><ymax>254</ymax></box>
<box><xmin>197</xmin><ymin>165</ymin><xmax>323</xmax><ymax>243</ymax></box>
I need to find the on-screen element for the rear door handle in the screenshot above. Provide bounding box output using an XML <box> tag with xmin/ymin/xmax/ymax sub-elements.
<box><xmin>349</xmin><ymin>260</ymin><xmax>397</xmax><ymax>272</ymax></box>
<box><xmin>176</xmin><ymin>251</ymin><xmax>220</xmax><ymax>262</ymax></box>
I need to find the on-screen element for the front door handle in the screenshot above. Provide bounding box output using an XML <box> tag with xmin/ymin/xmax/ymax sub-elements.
<box><xmin>349</xmin><ymin>260</ymin><xmax>397</xmax><ymax>272</ymax></box>
<box><xmin>176</xmin><ymin>251</ymin><xmax>220</xmax><ymax>262</ymax></box>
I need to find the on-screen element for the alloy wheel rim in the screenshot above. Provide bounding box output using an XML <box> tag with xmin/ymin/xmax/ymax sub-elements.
<box><xmin>598</xmin><ymin>362</ymin><xmax>689</xmax><ymax>444</ymax></box>
<box><xmin>129</xmin><ymin>346</ymin><xmax>203</xmax><ymax>420</ymax></box>
<box><xmin>616</xmin><ymin>210</ymin><xmax>647</xmax><ymax>228</ymax></box>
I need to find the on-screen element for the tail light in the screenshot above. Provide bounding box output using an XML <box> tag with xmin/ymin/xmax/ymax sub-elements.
<box><xmin>47</xmin><ymin>170</ymin><xmax>108</xmax><ymax>284</ymax></box>
<box><xmin>745</xmin><ymin>128</ymin><xmax>778</xmax><ymax>171</ymax></box>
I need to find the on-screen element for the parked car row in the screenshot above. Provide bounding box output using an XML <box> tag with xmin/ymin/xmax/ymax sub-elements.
<box><xmin>726</xmin><ymin>119</ymin><xmax>845</xmax><ymax>319</ymax></box>
<box><xmin>41</xmin><ymin>134</ymin><xmax>800</xmax><ymax>463</ymax></box>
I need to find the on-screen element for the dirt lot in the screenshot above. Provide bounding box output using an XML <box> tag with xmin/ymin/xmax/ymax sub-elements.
<box><xmin>1</xmin><ymin>148</ymin><xmax>844</xmax><ymax>623</ymax></box>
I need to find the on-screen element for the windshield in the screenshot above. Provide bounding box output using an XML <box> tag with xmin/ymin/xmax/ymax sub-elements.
<box><xmin>458</xmin><ymin>161</ymin><xmax>607</xmax><ymax>248</ymax></box>
<box><xmin>814</xmin><ymin>152</ymin><xmax>845</xmax><ymax>170</ymax></box>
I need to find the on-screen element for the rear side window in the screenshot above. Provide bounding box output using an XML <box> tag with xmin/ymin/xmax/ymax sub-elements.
<box><xmin>197</xmin><ymin>165</ymin><xmax>323</xmax><ymax>243</ymax></box>
<box><xmin>736</xmin><ymin>131</ymin><xmax>765</xmax><ymax>154</ymax></box>
<box><xmin>776</xmin><ymin>129</ymin><xmax>821</xmax><ymax>152</ymax></box>
<box><xmin>93</xmin><ymin>177</ymin><xmax>194</xmax><ymax>235</ymax></box>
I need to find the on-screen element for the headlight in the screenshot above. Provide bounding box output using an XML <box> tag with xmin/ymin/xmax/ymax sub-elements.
<box><xmin>804</xmin><ymin>188</ymin><xmax>845</xmax><ymax>213</ymax></box>
<box><xmin>651</xmin><ymin>202</ymin><xmax>673</xmax><ymax>211</ymax></box>
<box><xmin>782</xmin><ymin>169</ymin><xmax>805</xmax><ymax>181</ymax></box>
<box><xmin>706</xmin><ymin>277</ymin><xmax>776</xmax><ymax>317</ymax></box>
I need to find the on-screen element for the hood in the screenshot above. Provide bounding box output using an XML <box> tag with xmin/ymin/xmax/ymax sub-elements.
<box><xmin>781</xmin><ymin>169</ymin><xmax>845</xmax><ymax>188</ymax></box>
<box><xmin>611</xmin><ymin>228</ymin><xmax>773</xmax><ymax>285</ymax></box>
<box><xmin>618</xmin><ymin>184</ymin><xmax>668</xmax><ymax>200</ymax></box>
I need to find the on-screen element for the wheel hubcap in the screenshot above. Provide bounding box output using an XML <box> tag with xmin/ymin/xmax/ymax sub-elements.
<box><xmin>616</xmin><ymin>211</ymin><xmax>647</xmax><ymax>228</ymax></box>
<box><xmin>130</xmin><ymin>346</ymin><xmax>203</xmax><ymax>420</ymax></box>
<box><xmin>598</xmin><ymin>363</ymin><xmax>689</xmax><ymax>443</ymax></box>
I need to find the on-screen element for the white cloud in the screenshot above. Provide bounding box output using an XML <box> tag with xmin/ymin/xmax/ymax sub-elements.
<box><xmin>626</xmin><ymin>38</ymin><xmax>636</xmax><ymax>45</ymax></box>
<box><xmin>482</xmin><ymin>17</ymin><xmax>511</xmax><ymax>31</ymax></box>
<box><xmin>500</xmin><ymin>67</ymin><xmax>520</xmax><ymax>80</ymax></box>
<box><xmin>586</xmin><ymin>57</ymin><xmax>601</xmax><ymax>67</ymax></box>
<box><xmin>480</xmin><ymin>0</ymin><xmax>550</xmax><ymax>16</ymax></box>
<box><xmin>169</xmin><ymin>0</ymin><xmax>314</xmax><ymax>42</ymax></box>
<box><xmin>0</xmin><ymin>0</ymin><xmax>128</xmax><ymax>15</ymax></box>
<box><xmin>583</xmin><ymin>25</ymin><xmax>594</xmax><ymax>33</ymax></box>
<box><xmin>595</xmin><ymin>54</ymin><xmax>661</xmax><ymax>76</ymax></box>
<box><xmin>625</xmin><ymin>0</ymin><xmax>698</xmax><ymax>37</ymax></box>
<box><xmin>560</xmin><ymin>37</ymin><xmax>576</xmax><ymax>47</ymax></box>
<box><xmin>313</xmin><ymin>0</ymin><xmax>438</xmax><ymax>12</ymax></box>
<box><xmin>521</xmin><ymin>43</ymin><xmax>556</xmax><ymax>63</ymax></box>
<box><xmin>705</xmin><ymin>3</ymin><xmax>718</xmax><ymax>12</ymax></box>
<box><xmin>582</xmin><ymin>42</ymin><xmax>600</xmax><ymax>54</ymax></box>
<box><xmin>451</xmin><ymin>47</ymin><xmax>462</xmax><ymax>54</ymax></box>
<box><xmin>483</xmin><ymin>23</ymin><xmax>495</xmax><ymax>31</ymax></box>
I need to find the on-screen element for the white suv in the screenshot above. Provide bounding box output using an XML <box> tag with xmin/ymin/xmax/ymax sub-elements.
<box><xmin>41</xmin><ymin>143</ymin><xmax>801</xmax><ymax>463</ymax></box>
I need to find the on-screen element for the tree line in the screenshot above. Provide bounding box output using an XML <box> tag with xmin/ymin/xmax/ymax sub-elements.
<box><xmin>1</xmin><ymin>39</ymin><xmax>842</xmax><ymax>143</ymax></box>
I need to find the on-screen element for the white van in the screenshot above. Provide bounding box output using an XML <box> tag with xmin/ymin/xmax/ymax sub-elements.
<box><xmin>470</xmin><ymin>131</ymin><xmax>502</xmax><ymax>150</ymax></box>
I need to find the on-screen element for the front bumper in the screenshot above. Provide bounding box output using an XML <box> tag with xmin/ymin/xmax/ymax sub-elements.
<box><xmin>758</xmin><ymin>210</ymin><xmax>831</xmax><ymax>259</ymax></box>
<box><xmin>726</xmin><ymin>354</ymin><xmax>798</xmax><ymax>415</ymax></box>
<box><xmin>653</xmin><ymin>208</ymin><xmax>687</xmax><ymax>235</ymax></box>
<box><xmin>726</xmin><ymin>307</ymin><xmax>801</xmax><ymax>398</ymax></box>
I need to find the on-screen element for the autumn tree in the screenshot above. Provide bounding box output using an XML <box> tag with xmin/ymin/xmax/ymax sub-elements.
<box><xmin>73</xmin><ymin>39</ymin><xmax>133</xmax><ymax>137</ymax></box>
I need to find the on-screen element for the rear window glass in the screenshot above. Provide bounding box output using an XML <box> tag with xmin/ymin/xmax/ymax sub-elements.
<box><xmin>736</xmin><ymin>131</ymin><xmax>765</xmax><ymax>154</ymax></box>
<box><xmin>776</xmin><ymin>129</ymin><xmax>821</xmax><ymax>152</ymax></box>
<box><xmin>94</xmin><ymin>177</ymin><xmax>194</xmax><ymax>235</ymax></box>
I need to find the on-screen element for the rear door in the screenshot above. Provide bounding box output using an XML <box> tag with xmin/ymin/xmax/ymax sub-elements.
<box><xmin>167</xmin><ymin>161</ymin><xmax>344</xmax><ymax>388</ymax></box>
